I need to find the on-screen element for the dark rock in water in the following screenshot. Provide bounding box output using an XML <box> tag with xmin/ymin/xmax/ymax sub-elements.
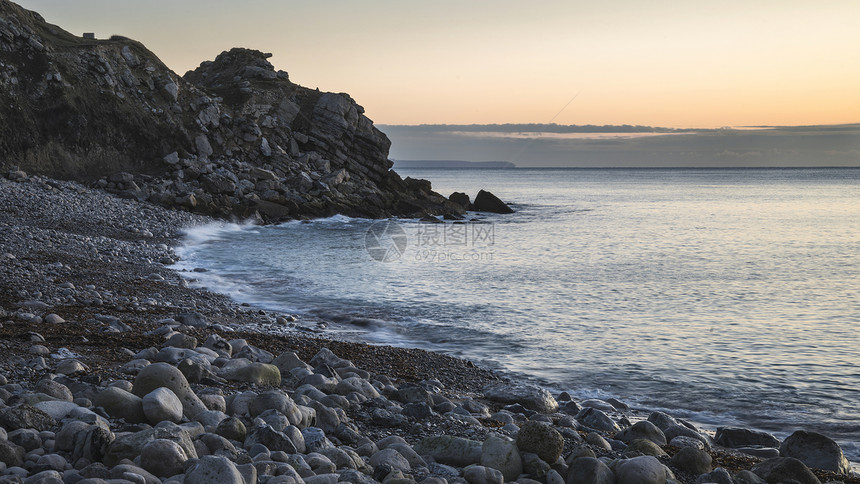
<box><xmin>751</xmin><ymin>457</ymin><xmax>821</xmax><ymax>484</ymax></box>
<box><xmin>473</xmin><ymin>190</ymin><xmax>514</xmax><ymax>214</ymax></box>
<box><xmin>714</xmin><ymin>427</ymin><xmax>780</xmax><ymax>449</ymax></box>
<box><xmin>449</xmin><ymin>192</ymin><xmax>471</xmax><ymax>210</ymax></box>
<box><xmin>778</xmin><ymin>430</ymin><xmax>851</xmax><ymax>475</ymax></box>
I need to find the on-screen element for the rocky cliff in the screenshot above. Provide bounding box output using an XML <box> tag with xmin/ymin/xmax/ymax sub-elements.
<box><xmin>0</xmin><ymin>0</ymin><xmax>460</xmax><ymax>220</ymax></box>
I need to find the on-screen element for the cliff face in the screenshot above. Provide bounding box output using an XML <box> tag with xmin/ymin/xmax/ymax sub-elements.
<box><xmin>0</xmin><ymin>1</ymin><xmax>459</xmax><ymax>220</ymax></box>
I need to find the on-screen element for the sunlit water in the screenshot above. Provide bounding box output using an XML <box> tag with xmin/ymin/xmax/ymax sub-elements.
<box><xmin>175</xmin><ymin>168</ymin><xmax>860</xmax><ymax>462</ymax></box>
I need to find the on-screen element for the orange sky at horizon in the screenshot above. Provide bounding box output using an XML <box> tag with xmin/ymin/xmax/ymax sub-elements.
<box><xmin>13</xmin><ymin>0</ymin><xmax>860</xmax><ymax>129</ymax></box>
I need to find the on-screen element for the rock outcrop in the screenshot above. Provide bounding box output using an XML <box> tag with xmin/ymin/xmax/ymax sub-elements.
<box><xmin>0</xmin><ymin>0</ymin><xmax>461</xmax><ymax>220</ymax></box>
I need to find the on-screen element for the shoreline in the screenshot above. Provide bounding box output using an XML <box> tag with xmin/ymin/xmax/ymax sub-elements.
<box><xmin>1</xmin><ymin>172</ymin><xmax>857</xmax><ymax>483</ymax></box>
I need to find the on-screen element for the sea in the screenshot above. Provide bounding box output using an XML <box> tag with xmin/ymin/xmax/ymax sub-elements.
<box><xmin>174</xmin><ymin>168</ymin><xmax>860</xmax><ymax>464</ymax></box>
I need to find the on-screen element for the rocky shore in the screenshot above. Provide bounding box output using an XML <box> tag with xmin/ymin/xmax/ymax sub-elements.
<box><xmin>2</xmin><ymin>172</ymin><xmax>858</xmax><ymax>484</ymax></box>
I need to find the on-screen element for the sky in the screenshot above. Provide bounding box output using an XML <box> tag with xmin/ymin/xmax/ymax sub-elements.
<box><xmin>14</xmin><ymin>0</ymin><xmax>860</xmax><ymax>129</ymax></box>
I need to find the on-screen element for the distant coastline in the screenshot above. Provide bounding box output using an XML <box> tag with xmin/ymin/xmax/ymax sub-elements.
<box><xmin>393</xmin><ymin>160</ymin><xmax>517</xmax><ymax>169</ymax></box>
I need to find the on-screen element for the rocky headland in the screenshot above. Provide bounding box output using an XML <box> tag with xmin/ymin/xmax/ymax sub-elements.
<box><xmin>0</xmin><ymin>0</ymin><xmax>463</xmax><ymax>222</ymax></box>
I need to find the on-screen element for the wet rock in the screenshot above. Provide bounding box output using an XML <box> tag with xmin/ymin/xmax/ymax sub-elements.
<box><xmin>750</xmin><ymin>457</ymin><xmax>821</xmax><ymax>484</ymax></box>
<box><xmin>516</xmin><ymin>421</ymin><xmax>564</xmax><ymax>464</ymax></box>
<box><xmin>473</xmin><ymin>190</ymin><xmax>514</xmax><ymax>214</ymax></box>
<box><xmin>778</xmin><ymin>430</ymin><xmax>851</xmax><ymax>475</ymax></box>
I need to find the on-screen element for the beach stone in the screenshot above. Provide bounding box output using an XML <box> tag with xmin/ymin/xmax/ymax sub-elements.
<box><xmin>737</xmin><ymin>447</ymin><xmax>780</xmax><ymax>459</ymax></box>
<box><xmin>310</xmin><ymin>347</ymin><xmax>352</xmax><ymax>368</ymax></box>
<box><xmin>585</xmin><ymin>432</ymin><xmax>613</xmax><ymax>452</ymax></box>
<box><xmin>104</xmin><ymin>424</ymin><xmax>197</xmax><ymax>467</ymax></box>
<box><xmin>0</xmin><ymin>405</ymin><xmax>57</xmax><ymax>431</ymax></box>
<box><xmin>516</xmin><ymin>421</ymin><xmax>564</xmax><ymax>463</ymax></box>
<box><xmin>248</xmin><ymin>391</ymin><xmax>298</xmax><ymax>419</ymax></box>
<box><xmin>108</xmin><ymin>463</ymin><xmax>161</xmax><ymax>484</ymax></box>
<box><xmin>482</xmin><ymin>383</ymin><xmax>558</xmax><ymax>413</ymax></box>
<box><xmin>778</xmin><ymin>430</ymin><xmax>851</xmax><ymax>475</ymax></box>
<box><xmin>70</xmin><ymin>425</ymin><xmax>114</xmax><ymax>463</ymax></box>
<box><xmin>616</xmin><ymin>421</ymin><xmax>667</xmax><ymax>446</ymax></box>
<box><xmin>449</xmin><ymin>192</ymin><xmax>471</xmax><ymax>209</ymax></box>
<box><xmin>216</xmin><ymin>416</ymin><xmax>247</xmax><ymax>441</ymax></box>
<box><xmin>55</xmin><ymin>359</ymin><xmax>88</xmax><ymax>375</ymax></box>
<box><xmin>695</xmin><ymin>467</ymin><xmax>732</xmax><ymax>484</ymax></box>
<box><xmin>140</xmin><ymin>438</ymin><xmax>188</xmax><ymax>477</ymax></box>
<box><xmin>221</xmin><ymin>362</ymin><xmax>281</xmax><ymax>386</ymax></box>
<box><xmin>336</xmin><ymin>377</ymin><xmax>381</xmax><ymax>399</ymax></box>
<box><xmin>714</xmin><ymin>427</ymin><xmax>780</xmax><ymax>449</ymax></box>
<box><xmin>669</xmin><ymin>447</ymin><xmax>712</xmax><ymax>475</ymax></box>
<box><xmin>34</xmin><ymin>379</ymin><xmax>73</xmax><ymax>402</ymax></box>
<box><xmin>385</xmin><ymin>443</ymin><xmax>426</xmax><ymax>469</ymax></box>
<box><xmin>414</xmin><ymin>435</ymin><xmax>482</xmax><ymax>467</ymax></box>
<box><xmin>647</xmin><ymin>411</ymin><xmax>681</xmax><ymax>431</ymax></box>
<box><xmin>520</xmin><ymin>452</ymin><xmax>550</xmax><ymax>479</ymax></box>
<box><xmin>302</xmin><ymin>427</ymin><xmax>334</xmax><ymax>453</ymax></box>
<box><xmin>199</xmin><ymin>393</ymin><xmax>227</xmax><ymax>412</ymax></box>
<box><xmin>185</xmin><ymin>455</ymin><xmax>245</xmax><ymax>483</ymax></box>
<box><xmin>575</xmin><ymin>408</ymin><xmax>618</xmax><ymax>432</ymax></box>
<box><xmin>371</xmin><ymin>448</ymin><xmax>412</xmax><ymax>473</ymax></box>
<box><xmin>732</xmin><ymin>469</ymin><xmax>766</xmax><ymax>484</ymax></box>
<box><xmin>464</xmin><ymin>465</ymin><xmax>504</xmax><ymax>484</ymax></box>
<box><xmin>273</xmin><ymin>351</ymin><xmax>310</xmax><ymax>373</ymax></box>
<box><xmin>132</xmin><ymin>362</ymin><xmax>207</xmax><ymax>418</ymax></box>
<box><xmin>751</xmin><ymin>457</ymin><xmax>821</xmax><ymax>484</ymax></box>
<box><xmin>664</xmin><ymin>424</ymin><xmax>710</xmax><ymax>449</ymax></box>
<box><xmin>22</xmin><ymin>470</ymin><xmax>63</xmax><ymax>483</ymax></box>
<box><xmin>93</xmin><ymin>386</ymin><xmax>145</xmax><ymax>423</ymax></box>
<box><xmin>176</xmin><ymin>312</ymin><xmax>208</xmax><ymax>328</ymax></box>
<box><xmin>245</xmin><ymin>424</ymin><xmax>299</xmax><ymax>454</ymax></box>
<box><xmin>0</xmin><ymin>440</ymin><xmax>25</xmax><ymax>467</ymax></box>
<box><xmin>473</xmin><ymin>190</ymin><xmax>514</xmax><ymax>214</ymax></box>
<box><xmin>7</xmin><ymin>428</ymin><xmax>41</xmax><ymax>451</ymax></box>
<box><xmin>164</xmin><ymin>332</ymin><xmax>197</xmax><ymax>349</ymax></box>
<box><xmin>32</xmin><ymin>453</ymin><xmax>67</xmax><ymax>473</ymax></box>
<box><xmin>195</xmin><ymin>409</ymin><xmax>228</xmax><ymax>429</ymax></box>
<box><xmin>142</xmin><ymin>387</ymin><xmax>183</xmax><ymax>424</ymax></box>
<box><xmin>614</xmin><ymin>456</ymin><xmax>672</xmax><ymax>484</ymax></box>
<box><xmin>669</xmin><ymin>436</ymin><xmax>705</xmax><ymax>450</ymax></box>
<box><xmin>580</xmin><ymin>399</ymin><xmax>615</xmax><ymax>412</ymax></box>
<box><xmin>203</xmin><ymin>334</ymin><xmax>233</xmax><ymax>356</ymax></box>
<box><xmin>481</xmin><ymin>434</ymin><xmax>522</xmax><ymax>481</ymax></box>
<box><xmin>565</xmin><ymin>457</ymin><xmax>614</xmax><ymax>484</ymax></box>
<box><xmin>624</xmin><ymin>439</ymin><xmax>667</xmax><ymax>457</ymax></box>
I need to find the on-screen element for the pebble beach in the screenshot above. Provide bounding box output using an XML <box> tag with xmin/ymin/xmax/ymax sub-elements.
<box><xmin>1</xmin><ymin>171</ymin><xmax>857</xmax><ymax>484</ymax></box>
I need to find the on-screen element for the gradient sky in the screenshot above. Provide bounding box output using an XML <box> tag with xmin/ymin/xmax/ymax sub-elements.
<box><xmin>14</xmin><ymin>0</ymin><xmax>860</xmax><ymax>128</ymax></box>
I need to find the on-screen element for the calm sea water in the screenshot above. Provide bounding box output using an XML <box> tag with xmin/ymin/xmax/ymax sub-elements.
<box><xmin>175</xmin><ymin>168</ymin><xmax>860</xmax><ymax>462</ymax></box>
